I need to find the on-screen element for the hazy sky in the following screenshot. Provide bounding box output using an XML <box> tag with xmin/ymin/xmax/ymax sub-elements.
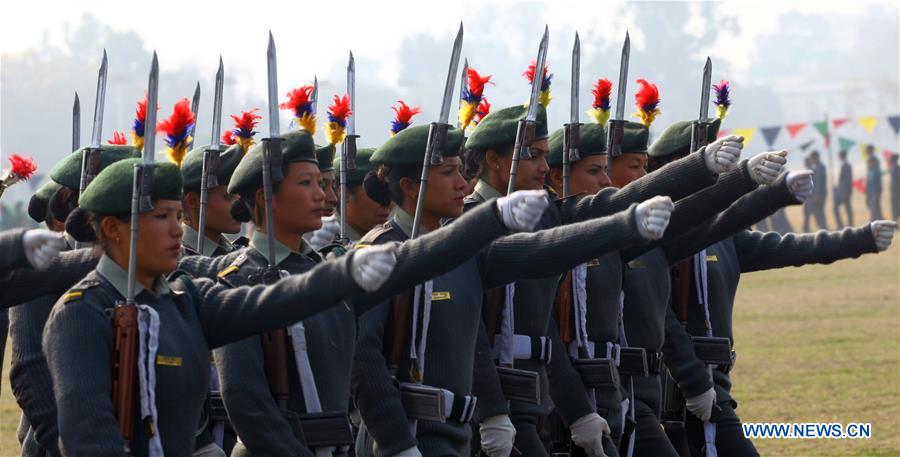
<box><xmin>2</xmin><ymin>0</ymin><xmax>898</xmax><ymax>206</ymax></box>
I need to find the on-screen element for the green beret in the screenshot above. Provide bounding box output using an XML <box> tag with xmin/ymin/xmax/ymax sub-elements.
<box><xmin>465</xmin><ymin>104</ymin><xmax>548</xmax><ymax>151</ymax></box>
<box><xmin>547</xmin><ymin>123</ymin><xmax>608</xmax><ymax>167</ymax></box>
<box><xmin>648</xmin><ymin>118</ymin><xmax>721</xmax><ymax>159</ymax></box>
<box><xmin>619</xmin><ymin>121</ymin><xmax>650</xmax><ymax>156</ymax></box>
<box><xmin>316</xmin><ymin>144</ymin><xmax>336</xmax><ymax>172</ymax></box>
<box><xmin>50</xmin><ymin>145</ymin><xmax>141</xmax><ymax>189</ymax></box>
<box><xmin>334</xmin><ymin>147</ymin><xmax>377</xmax><ymax>186</ymax></box>
<box><xmin>180</xmin><ymin>143</ymin><xmax>246</xmax><ymax>191</ymax></box>
<box><xmin>79</xmin><ymin>158</ymin><xmax>183</xmax><ymax>214</ymax></box>
<box><xmin>28</xmin><ymin>180</ymin><xmax>62</xmax><ymax>222</ymax></box>
<box><xmin>227</xmin><ymin>129</ymin><xmax>317</xmax><ymax>195</ymax></box>
<box><xmin>370</xmin><ymin>125</ymin><xmax>464</xmax><ymax>165</ymax></box>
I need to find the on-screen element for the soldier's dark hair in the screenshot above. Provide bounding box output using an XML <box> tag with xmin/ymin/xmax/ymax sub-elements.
<box><xmin>363</xmin><ymin>164</ymin><xmax>420</xmax><ymax>207</ymax></box>
<box><xmin>49</xmin><ymin>186</ymin><xmax>78</xmax><ymax>223</ymax></box>
<box><xmin>463</xmin><ymin>144</ymin><xmax>515</xmax><ymax>180</ymax></box>
<box><xmin>65</xmin><ymin>207</ymin><xmax>127</xmax><ymax>253</ymax></box>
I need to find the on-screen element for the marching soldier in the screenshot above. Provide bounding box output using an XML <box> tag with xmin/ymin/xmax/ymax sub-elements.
<box><xmin>647</xmin><ymin>119</ymin><xmax>897</xmax><ymax>456</ymax></box>
<box><xmin>866</xmin><ymin>153</ymin><xmax>884</xmax><ymax>220</ymax></box>
<box><xmin>350</xmin><ymin>122</ymin><xmax>667</xmax><ymax>456</ymax></box>
<box><xmin>43</xmin><ymin>156</ymin><xmax>398</xmax><ymax>456</ymax></box>
<box><xmin>833</xmin><ymin>149</ymin><xmax>854</xmax><ymax>227</ymax></box>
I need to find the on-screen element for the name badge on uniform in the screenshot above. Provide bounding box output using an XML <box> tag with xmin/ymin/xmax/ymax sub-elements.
<box><xmin>706</xmin><ymin>255</ymin><xmax>718</xmax><ymax>262</ymax></box>
<box><xmin>156</xmin><ymin>355</ymin><xmax>183</xmax><ymax>367</ymax></box>
<box><xmin>431</xmin><ymin>291</ymin><xmax>451</xmax><ymax>301</ymax></box>
<box><xmin>627</xmin><ymin>260</ymin><xmax>645</xmax><ymax>269</ymax></box>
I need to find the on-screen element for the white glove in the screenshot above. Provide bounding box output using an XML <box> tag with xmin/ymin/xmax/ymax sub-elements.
<box><xmin>22</xmin><ymin>229</ymin><xmax>65</xmax><ymax>270</ymax></box>
<box><xmin>685</xmin><ymin>387</ymin><xmax>717</xmax><ymax>422</ymax></box>
<box><xmin>308</xmin><ymin>215</ymin><xmax>341</xmax><ymax>250</ymax></box>
<box><xmin>703</xmin><ymin>135</ymin><xmax>744</xmax><ymax>174</ymax></box>
<box><xmin>496</xmin><ymin>189</ymin><xmax>549</xmax><ymax>232</ymax></box>
<box><xmin>785</xmin><ymin>170</ymin><xmax>815</xmax><ymax>203</ymax></box>
<box><xmin>870</xmin><ymin>220</ymin><xmax>897</xmax><ymax>252</ymax></box>
<box><xmin>634</xmin><ymin>196</ymin><xmax>674</xmax><ymax>240</ymax></box>
<box><xmin>479</xmin><ymin>414</ymin><xmax>516</xmax><ymax>457</ymax></box>
<box><xmin>747</xmin><ymin>150</ymin><xmax>788</xmax><ymax>185</ymax></box>
<box><xmin>351</xmin><ymin>244</ymin><xmax>397</xmax><ymax>292</ymax></box>
<box><xmin>393</xmin><ymin>446</ymin><xmax>423</xmax><ymax>457</ymax></box>
<box><xmin>569</xmin><ymin>413</ymin><xmax>610</xmax><ymax>456</ymax></box>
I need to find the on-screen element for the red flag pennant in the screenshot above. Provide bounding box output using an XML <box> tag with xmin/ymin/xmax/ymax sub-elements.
<box><xmin>832</xmin><ymin>118</ymin><xmax>850</xmax><ymax>129</ymax></box>
<box><xmin>852</xmin><ymin>178</ymin><xmax>866</xmax><ymax>194</ymax></box>
<box><xmin>785</xmin><ymin>123</ymin><xmax>806</xmax><ymax>138</ymax></box>
<box><xmin>884</xmin><ymin>149</ymin><xmax>898</xmax><ymax>166</ymax></box>
<box><xmin>717</xmin><ymin>128</ymin><xmax>730</xmax><ymax>139</ymax></box>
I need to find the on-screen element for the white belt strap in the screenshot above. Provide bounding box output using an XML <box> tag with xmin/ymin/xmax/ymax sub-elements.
<box><xmin>572</xmin><ymin>264</ymin><xmax>593</xmax><ymax>358</ymax></box>
<box><xmin>616</xmin><ymin>291</ymin><xmax>636</xmax><ymax>457</ymax></box>
<box><xmin>693</xmin><ymin>250</ymin><xmax>718</xmax><ymax>457</ymax></box>
<box><xmin>409</xmin><ymin>280</ymin><xmax>434</xmax><ymax>377</ymax></box>
<box><xmin>136</xmin><ymin>304</ymin><xmax>164</xmax><ymax>457</ymax></box>
<box><xmin>493</xmin><ymin>334</ymin><xmax>551</xmax><ymax>361</ymax></box>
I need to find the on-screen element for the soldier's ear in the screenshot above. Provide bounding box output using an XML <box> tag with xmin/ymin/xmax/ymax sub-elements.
<box><xmin>398</xmin><ymin>176</ymin><xmax>419</xmax><ymax>205</ymax></box>
<box><xmin>548</xmin><ymin>167</ymin><xmax>564</xmax><ymax>191</ymax></box>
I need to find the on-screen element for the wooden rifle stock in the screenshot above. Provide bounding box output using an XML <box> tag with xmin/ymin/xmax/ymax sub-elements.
<box><xmin>260</xmin><ymin>328</ymin><xmax>291</xmax><ymax>409</ymax></box>
<box><xmin>670</xmin><ymin>258</ymin><xmax>693</xmax><ymax>323</ymax></box>
<box><xmin>481</xmin><ymin>287</ymin><xmax>505</xmax><ymax>346</ymax></box>
<box><xmin>112</xmin><ymin>303</ymin><xmax>139</xmax><ymax>442</ymax></box>
<box><xmin>554</xmin><ymin>271</ymin><xmax>575</xmax><ymax>344</ymax></box>
<box><xmin>386</xmin><ymin>289</ymin><xmax>414</xmax><ymax>377</ymax></box>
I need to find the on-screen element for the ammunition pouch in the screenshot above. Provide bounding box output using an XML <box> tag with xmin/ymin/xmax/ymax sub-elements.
<box><xmin>284</xmin><ymin>409</ymin><xmax>354</xmax><ymax>449</ymax></box>
<box><xmin>398</xmin><ymin>383</ymin><xmax>477</xmax><ymax>423</ymax></box>
<box><xmin>496</xmin><ymin>366</ymin><xmax>541</xmax><ymax>404</ymax></box>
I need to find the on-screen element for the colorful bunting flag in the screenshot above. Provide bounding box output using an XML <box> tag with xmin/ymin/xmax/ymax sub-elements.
<box><xmin>852</xmin><ymin>178</ymin><xmax>865</xmax><ymax>194</ymax></box>
<box><xmin>832</xmin><ymin>118</ymin><xmax>850</xmax><ymax>129</ymax></box>
<box><xmin>760</xmin><ymin>126</ymin><xmax>781</xmax><ymax>148</ymax></box>
<box><xmin>799</xmin><ymin>139</ymin><xmax>816</xmax><ymax>151</ymax></box>
<box><xmin>732</xmin><ymin>128</ymin><xmax>756</xmax><ymax>146</ymax></box>
<box><xmin>858</xmin><ymin>116</ymin><xmax>878</xmax><ymax>134</ymax></box>
<box><xmin>838</xmin><ymin>137</ymin><xmax>856</xmax><ymax>152</ymax></box>
<box><xmin>785</xmin><ymin>123</ymin><xmax>806</xmax><ymax>138</ymax></box>
<box><xmin>717</xmin><ymin>129</ymin><xmax>730</xmax><ymax>139</ymax></box>
<box><xmin>887</xmin><ymin>115</ymin><xmax>900</xmax><ymax>136</ymax></box>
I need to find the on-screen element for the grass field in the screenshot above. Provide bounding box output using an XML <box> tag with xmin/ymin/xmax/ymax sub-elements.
<box><xmin>0</xmin><ymin>194</ymin><xmax>897</xmax><ymax>456</ymax></box>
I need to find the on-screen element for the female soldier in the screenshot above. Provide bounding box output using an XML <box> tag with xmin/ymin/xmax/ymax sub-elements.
<box><xmin>351</xmin><ymin>124</ymin><xmax>673</xmax><ymax>457</ymax></box>
<box><xmin>43</xmin><ymin>157</ymin><xmax>397</xmax><ymax>456</ymax></box>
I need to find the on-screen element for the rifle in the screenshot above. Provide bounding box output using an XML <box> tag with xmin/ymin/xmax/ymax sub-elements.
<box><xmin>606</xmin><ymin>33</ymin><xmax>630</xmax><ymax>159</ymax></box>
<box><xmin>187</xmin><ymin>81</ymin><xmax>200</xmax><ymax>150</ymax></box>
<box><xmin>384</xmin><ymin>23</ymin><xmax>464</xmax><ymax>423</ymax></box>
<box><xmin>339</xmin><ymin>53</ymin><xmax>358</xmax><ymax>245</ymax></box>
<box><xmin>197</xmin><ymin>58</ymin><xmax>224</xmax><ymax>255</ymax></box>
<box><xmin>258</xmin><ymin>31</ymin><xmax>291</xmax><ymax>411</ymax></box>
<box><xmin>76</xmin><ymin>50</ymin><xmax>108</xmax><ymax>249</ymax></box>
<box><xmin>112</xmin><ymin>51</ymin><xmax>159</xmax><ymax>450</ymax></box>
<box><xmin>72</xmin><ymin>92</ymin><xmax>80</xmax><ymax>153</ymax></box>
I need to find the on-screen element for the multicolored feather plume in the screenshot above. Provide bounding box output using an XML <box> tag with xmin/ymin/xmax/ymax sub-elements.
<box><xmin>156</xmin><ymin>98</ymin><xmax>196</xmax><ymax>166</ymax></box>
<box><xmin>390</xmin><ymin>101</ymin><xmax>422</xmax><ymax>136</ymax></box>
<box><xmin>474</xmin><ymin>97</ymin><xmax>491</xmax><ymax>126</ymax></box>
<box><xmin>221</xmin><ymin>131</ymin><xmax>236</xmax><ymax>146</ymax></box>
<box><xmin>713</xmin><ymin>80</ymin><xmax>731</xmax><ymax>120</ymax></box>
<box><xmin>587</xmin><ymin>78</ymin><xmax>613</xmax><ymax>125</ymax></box>
<box><xmin>280</xmin><ymin>85</ymin><xmax>317</xmax><ymax>134</ymax></box>
<box><xmin>633</xmin><ymin>79</ymin><xmax>661</xmax><ymax>128</ymax></box>
<box><xmin>131</xmin><ymin>95</ymin><xmax>157</xmax><ymax>152</ymax></box>
<box><xmin>523</xmin><ymin>61</ymin><xmax>553</xmax><ymax>107</ymax></box>
<box><xmin>228</xmin><ymin>109</ymin><xmax>262</xmax><ymax>152</ymax></box>
<box><xmin>325</xmin><ymin>94</ymin><xmax>352</xmax><ymax>145</ymax></box>
<box><xmin>0</xmin><ymin>154</ymin><xmax>37</xmax><ymax>198</ymax></box>
<box><xmin>108</xmin><ymin>130</ymin><xmax>128</xmax><ymax>145</ymax></box>
<box><xmin>458</xmin><ymin>67</ymin><xmax>493</xmax><ymax>130</ymax></box>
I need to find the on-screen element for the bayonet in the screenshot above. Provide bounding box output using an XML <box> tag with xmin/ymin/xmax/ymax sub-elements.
<box><xmin>410</xmin><ymin>21</ymin><xmax>463</xmax><ymax>238</ymax></box>
<box><xmin>72</xmin><ymin>92</ymin><xmax>80</xmax><ymax>153</ymax></box>
<box><xmin>198</xmin><ymin>56</ymin><xmax>225</xmax><ymax>254</ymax></box>
<box><xmin>507</xmin><ymin>25</ymin><xmax>548</xmax><ymax>195</ymax></box>
<box><xmin>78</xmin><ymin>50</ymin><xmax>108</xmax><ymax>196</ymax></box>
<box><xmin>339</xmin><ymin>52</ymin><xmax>359</xmax><ymax>244</ymax></box>
<box><xmin>261</xmin><ymin>31</ymin><xmax>282</xmax><ymax>278</ymax></box>
<box><xmin>311</xmin><ymin>75</ymin><xmax>318</xmax><ymax>117</ymax></box>
<box><xmin>607</xmin><ymin>32</ymin><xmax>630</xmax><ymax>158</ymax></box>
<box><xmin>562</xmin><ymin>32</ymin><xmax>581</xmax><ymax>197</ymax></box>
<box><xmin>690</xmin><ymin>57</ymin><xmax>713</xmax><ymax>153</ymax></box>
<box><xmin>188</xmin><ymin>81</ymin><xmax>200</xmax><ymax>149</ymax></box>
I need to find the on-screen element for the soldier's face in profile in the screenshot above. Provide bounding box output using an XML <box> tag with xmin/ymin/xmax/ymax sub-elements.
<box><xmin>346</xmin><ymin>185</ymin><xmax>391</xmax><ymax>234</ymax></box>
<box><xmin>567</xmin><ymin>155</ymin><xmax>611</xmax><ymax>195</ymax></box>
<box><xmin>206</xmin><ymin>186</ymin><xmax>242</xmax><ymax>235</ymax></box>
<box><xmin>104</xmin><ymin>199</ymin><xmax>183</xmax><ymax>278</ymax></box>
<box><xmin>320</xmin><ymin>170</ymin><xmax>338</xmax><ymax>217</ymax></box>
<box><xmin>421</xmin><ymin>156</ymin><xmax>468</xmax><ymax>218</ymax></box>
<box><xmin>609</xmin><ymin>152</ymin><xmax>648</xmax><ymax>188</ymax></box>
<box><xmin>268</xmin><ymin>162</ymin><xmax>325</xmax><ymax>235</ymax></box>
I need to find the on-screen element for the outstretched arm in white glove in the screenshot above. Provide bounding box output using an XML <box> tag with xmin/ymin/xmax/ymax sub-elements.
<box><xmin>351</xmin><ymin>244</ymin><xmax>397</xmax><ymax>292</ymax></box>
<box><xmin>635</xmin><ymin>195</ymin><xmax>674</xmax><ymax>240</ymax></box>
<box><xmin>747</xmin><ymin>150</ymin><xmax>788</xmax><ymax>185</ymax></box>
<box><xmin>23</xmin><ymin>229</ymin><xmax>66</xmax><ymax>270</ymax></box>
<box><xmin>703</xmin><ymin>135</ymin><xmax>744</xmax><ymax>175</ymax></box>
<box><xmin>496</xmin><ymin>189</ymin><xmax>550</xmax><ymax>232</ymax></box>
<box><xmin>870</xmin><ymin>220</ymin><xmax>897</xmax><ymax>252</ymax></box>
<box><xmin>786</xmin><ymin>169</ymin><xmax>815</xmax><ymax>203</ymax></box>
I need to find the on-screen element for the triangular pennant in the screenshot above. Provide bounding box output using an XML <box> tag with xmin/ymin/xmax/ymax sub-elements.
<box><xmin>838</xmin><ymin>137</ymin><xmax>856</xmax><ymax>152</ymax></box>
<box><xmin>852</xmin><ymin>178</ymin><xmax>866</xmax><ymax>194</ymax></box>
<box><xmin>785</xmin><ymin>123</ymin><xmax>806</xmax><ymax>138</ymax></box>
<box><xmin>759</xmin><ymin>126</ymin><xmax>781</xmax><ymax>148</ymax></box>
<box><xmin>813</xmin><ymin>121</ymin><xmax>829</xmax><ymax>138</ymax></box>
<box><xmin>832</xmin><ymin>118</ymin><xmax>849</xmax><ymax>129</ymax></box>
<box><xmin>716</xmin><ymin>128</ymin><xmax>730</xmax><ymax>139</ymax></box>
<box><xmin>887</xmin><ymin>115</ymin><xmax>900</xmax><ymax>136</ymax></box>
<box><xmin>799</xmin><ymin>139</ymin><xmax>816</xmax><ymax>151</ymax></box>
<box><xmin>732</xmin><ymin>128</ymin><xmax>756</xmax><ymax>147</ymax></box>
<box><xmin>858</xmin><ymin>116</ymin><xmax>878</xmax><ymax>134</ymax></box>
<box><xmin>882</xmin><ymin>149</ymin><xmax>897</xmax><ymax>166</ymax></box>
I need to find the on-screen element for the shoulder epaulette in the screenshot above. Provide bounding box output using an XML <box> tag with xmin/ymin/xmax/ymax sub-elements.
<box><xmin>62</xmin><ymin>279</ymin><xmax>101</xmax><ymax>304</ymax></box>
<box><xmin>217</xmin><ymin>253</ymin><xmax>249</xmax><ymax>278</ymax></box>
